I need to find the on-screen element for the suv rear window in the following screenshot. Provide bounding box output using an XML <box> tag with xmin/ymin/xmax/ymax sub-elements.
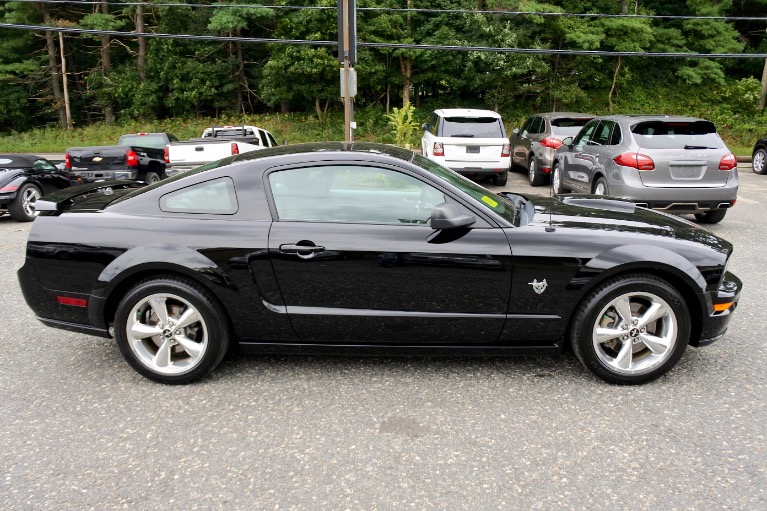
<box><xmin>442</xmin><ymin>117</ymin><xmax>505</xmax><ymax>138</ymax></box>
<box><xmin>631</xmin><ymin>121</ymin><xmax>723</xmax><ymax>150</ymax></box>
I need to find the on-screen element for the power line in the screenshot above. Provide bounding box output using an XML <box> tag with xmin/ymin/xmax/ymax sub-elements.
<box><xmin>6</xmin><ymin>0</ymin><xmax>767</xmax><ymax>22</ymax></box>
<box><xmin>2</xmin><ymin>22</ymin><xmax>767</xmax><ymax>59</ymax></box>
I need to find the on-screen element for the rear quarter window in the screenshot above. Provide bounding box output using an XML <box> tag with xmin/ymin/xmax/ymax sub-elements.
<box><xmin>160</xmin><ymin>177</ymin><xmax>238</xmax><ymax>214</ymax></box>
<box><xmin>631</xmin><ymin>121</ymin><xmax>723</xmax><ymax>150</ymax></box>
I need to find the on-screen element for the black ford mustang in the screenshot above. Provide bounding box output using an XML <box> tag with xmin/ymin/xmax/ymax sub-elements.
<box><xmin>17</xmin><ymin>143</ymin><xmax>741</xmax><ymax>385</ymax></box>
<box><xmin>0</xmin><ymin>154</ymin><xmax>82</xmax><ymax>221</ymax></box>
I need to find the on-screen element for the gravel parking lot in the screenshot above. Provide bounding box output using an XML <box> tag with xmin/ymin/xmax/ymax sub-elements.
<box><xmin>1</xmin><ymin>167</ymin><xmax>765</xmax><ymax>510</ymax></box>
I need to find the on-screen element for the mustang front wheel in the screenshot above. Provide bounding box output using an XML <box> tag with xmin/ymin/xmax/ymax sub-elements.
<box><xmin>114</xmin><ymin>276</ymin><xmax>230</xmax><ymax>384</ymax></box>
<box><xmin>570</xmin><ymin>274</ymin><xmax>690</xmax><ymax>385</ymax></box>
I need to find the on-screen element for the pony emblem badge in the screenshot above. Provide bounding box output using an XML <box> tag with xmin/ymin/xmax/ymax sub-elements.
<box><xmin>528</xmin><ymin>279</ymin><xmax>548</xmax><ymax>295</ymax></box>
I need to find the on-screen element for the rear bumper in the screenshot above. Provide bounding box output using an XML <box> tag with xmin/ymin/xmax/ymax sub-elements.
<box><xmin>72</xmin><ymin>169</ymin><xmax>138</xmax><ymax>181</ymax></box>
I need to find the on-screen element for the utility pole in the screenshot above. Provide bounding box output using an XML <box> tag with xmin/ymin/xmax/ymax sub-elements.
<box><xmin>338</xmin><ymin>0</ymin><xmax>357</xmax><ymax>143</ymax></box>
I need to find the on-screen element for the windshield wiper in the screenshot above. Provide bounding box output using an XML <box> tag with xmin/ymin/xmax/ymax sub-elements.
<box><xmin>684</xmin><ymin>145</ymin><xmax>716</xmax><ymax>150</ymax></box>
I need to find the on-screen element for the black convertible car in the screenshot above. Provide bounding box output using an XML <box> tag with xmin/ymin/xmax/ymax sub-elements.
<box><xmin>17</xmin><ymin>143</ymin><xmax>741</xmax><ymax>385</ymax></box>
<box><xmin>0</xmin><ymin>153</ymin><xmax>83</xmax><ymax>221</ymax></box>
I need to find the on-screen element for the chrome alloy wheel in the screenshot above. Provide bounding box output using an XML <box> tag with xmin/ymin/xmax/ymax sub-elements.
<box><xmin>754</xmin><ymin>149</ymin><xmax>766</xmax><ymax>174</ymax></box>
<box><xmin>21</xmin><ymin>187</ymin><xmax>41</xmax><ymax>217</ymax></box>
<box><xmin>528</xmin><ymin>158</ymin><xmax>536</xmax><ymax>183</ymax></box>
<box><xmin>125</xmin><ymin>292</ymin><xmax>209</xmax><ymax>375</ymax></box>
<box><xmin>552</xmin><ymin>165</ymin><xmax>561</xmax><ymax>193</ymax></box>
<box><xmin>594</xmin><ymin>181</ymin><xmax>607</xmax><ymax>195</ymax></box>
<box><xmin>592</xmin><ymin>291</ymin><xmax>678</xmax><ymax>376</ymax></box>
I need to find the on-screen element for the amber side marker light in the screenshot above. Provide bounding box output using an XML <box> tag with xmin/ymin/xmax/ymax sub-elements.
<box><xmin>713</xmin><ymin>302</ymin><xmax>734</xmax><ymax>313</ymax></box>
<box><xmin>56</xmin><ymin>296</ymin><xmax>87</xmax><ymax>307</ymax></box>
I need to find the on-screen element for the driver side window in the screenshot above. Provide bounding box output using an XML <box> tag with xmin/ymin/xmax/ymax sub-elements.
<box><xmin>269</xmin><ymin>165</ymin><xmax>445</xmax><ymax>225</ymax></box>
<box><xmin>573</xmin><ymin>120</ymin><xmax>599</xmax><ymax>146</ymax></box>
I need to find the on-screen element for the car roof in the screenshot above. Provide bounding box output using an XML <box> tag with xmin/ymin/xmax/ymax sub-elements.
<box><xmin>434</xmin><ymin>109</ymin><xmax>502</xmax><ymax>119</ymax></box>
<box><xmin>598</xmin><ymin>114</ymin><xmax>710</xmax><ymax>123</ymax></box>
<box><xmin>0</xmin><ymin>154</ymin><xmax>37</xmax><ymax>168</ymax></box>
<box><xmin>534</xmin><ymin>112</ymin><xmax>595</xmax><ymax>118</ymax></box>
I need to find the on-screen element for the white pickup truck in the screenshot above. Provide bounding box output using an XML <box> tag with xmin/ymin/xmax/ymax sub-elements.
<box><xmin>165</xmin><ymin>125</ymin><xmax>279</xmax><ymax>174</ymax></box>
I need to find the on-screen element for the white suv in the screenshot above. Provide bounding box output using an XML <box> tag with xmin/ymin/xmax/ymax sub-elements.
<box><xmin>421</xmin><ymin>109</ymin><xmax>511</xmax><ymax>185</ymax></box>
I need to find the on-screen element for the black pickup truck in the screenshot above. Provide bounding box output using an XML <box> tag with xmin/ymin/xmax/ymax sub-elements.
<box><xmin>66</xmin><ymin>133</ymin><xmax>178</xmax><ymax>184</ymax></box>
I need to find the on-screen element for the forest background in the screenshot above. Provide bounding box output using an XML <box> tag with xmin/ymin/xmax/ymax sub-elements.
<box><xmin>1</xmin><ymin>0</ymin><xmax>766</xmax><ymax>154</ymax></box>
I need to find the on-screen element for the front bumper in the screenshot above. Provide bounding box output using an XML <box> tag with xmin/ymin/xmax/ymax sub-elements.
<box><xmin>693</xmin><ymin>271</ymin><xmax>742</xmax><ymax>347</ymax></box>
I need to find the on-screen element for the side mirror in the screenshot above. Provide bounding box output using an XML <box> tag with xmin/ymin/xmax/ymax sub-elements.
<box><xmin>512</xmin><ymin>128</ymin><xmax>519</xmax><ymax>135</ymax></box>
<box><xmin>421</xmin><ymin>123</ymin><xmax>430</xmax><ymax>132</ymax></box>
<box><xmin>430</xmin><ymin>202</ymin><xmax>476</xmax><ymax>230</ymax></box>
<box><xmin>562</xmin><ymin>137</ymin><xmax>573</xmax><ymax>146</ymax></box>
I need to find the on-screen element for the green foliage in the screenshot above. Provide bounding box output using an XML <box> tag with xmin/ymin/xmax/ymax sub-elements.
<box><xmin>385</xmin><ymin>102</ymin><xmax>419</xmax><ymax>149</ymax></box>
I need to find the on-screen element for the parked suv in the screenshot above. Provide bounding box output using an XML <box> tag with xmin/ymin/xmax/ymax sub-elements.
<box><xmin>552</xmin><ymin>115</ymin><xmax>738</xmax><ymax>223</ymax></box>
<box><xmin>421</xmin><ymin>109</ymin><xmax>511</xmax><ymax>185</ymax></box>
<box><xmin>752</xmin><ymin>136</ymin><xmax>766</xmax><ymax>174</ymax></box>
<box><xmin>510</xmin><ymin>112</ymin><xmax>594</xmax><ymax>186</ymax></box>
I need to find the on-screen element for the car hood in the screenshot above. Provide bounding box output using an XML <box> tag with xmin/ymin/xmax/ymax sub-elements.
<box><xmin>526</xmin><ymin>194</ymin><xmax>732</xmax><ymax>253</ymax></box>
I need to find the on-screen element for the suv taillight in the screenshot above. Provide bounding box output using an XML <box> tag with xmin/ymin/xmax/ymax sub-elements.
<box><xmin>719</xmin><ymin>153</ymin><xmax>737</xmax><ymax>171</ymax></box>
<box><xmin>231</xmin><ymin>142</ymin><xmax>240</xmax><ymax>155</ymax></box>
<box><xmin>540</xmin><ymin>137</ymin><xmax>563</xmax><ymax>149</ymax></box>
<box><xmin>126</xmin><ymin>149</ymin><xmax>139</xmax><ymax>167</ymax></box>
<box><xmin>433</xmin><ymin>142</ymin><xmax>444</xmax><ymax>157</ymax></box>
<box><xmin>163</xmin><ymin>145</ymin><xmax>170</xmax><ymax>164</ymax></box>
<box><xmin>501</xmin><ymin>143</ymin><xmax>510</xmax><ymax>157</ymax></box>
<box><xmin>614</xmin><ymin>152</ymin><xmax>655</xmax><ymax>171</ymax></box>
<box><xmin>64</xmin><ymin>152</ymin><xmax>71</xmax><ymax>170</ymax></box>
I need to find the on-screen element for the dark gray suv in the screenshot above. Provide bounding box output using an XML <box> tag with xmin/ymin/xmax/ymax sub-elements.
<box><xmin>552</xmin><ymin>115</ymin><xmax>738</xmax><ymax>223</ymax></box>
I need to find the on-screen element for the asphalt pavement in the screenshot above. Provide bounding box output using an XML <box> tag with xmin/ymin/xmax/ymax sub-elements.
<box><xmin>1</xmin><ymin>166</ymin><xmax>764</xmax><ymax>510</ymax></box>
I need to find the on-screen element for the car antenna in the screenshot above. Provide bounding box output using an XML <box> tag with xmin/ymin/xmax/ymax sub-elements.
<box><xmin>545</xmin><ymin>170</ymin><xmax>556</xmax><ymax>232</ymax></box>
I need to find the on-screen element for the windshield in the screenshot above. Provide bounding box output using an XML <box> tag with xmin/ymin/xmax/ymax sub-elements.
<box><xmin>631</xmin><ymin>121</ymin><xmax>724</xmax><ymax>150</ymax></box>
<box><xmin>411</xmin><ymin>153</ymin><xmax>516</xmax><ymax>224</ymax></box>
<box><xmin>442</xmin><ymin>117</ymin><xmax>505</xmax><ymax>138</ymax></box>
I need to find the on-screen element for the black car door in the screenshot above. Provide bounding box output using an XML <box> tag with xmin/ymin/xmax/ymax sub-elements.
<box><xmin>266</xmin><ymin>162</ymin><xmax>513</xmax><ymax>344</ymax></box>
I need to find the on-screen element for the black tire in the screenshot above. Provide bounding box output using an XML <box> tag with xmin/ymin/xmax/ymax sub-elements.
<box><xmin>113</xmin><ymin>276</ymin><xmax>231</xmax><ymax>384</ymax></box>
<box><xmin>143</xmin><ymin>171</ymin><xmax>161</xmax><ymax>184</ymax></box>
<box><xmin>9</xmin><ymin>183</ymin><xmax>41</xmax><ymax>222</ymax></box>
<box><xmin>570</xmin><ymin>274</ymin><xmax>690</xmax><ymax>385</ymax></box>
<box><xmin>528</xmin><ymin>156</ymin><xmax>545</xmax><ymax>186</ymax></box>
<box><xmin>694</xmin><ymin>209</ymin><xmax>727</xmax><ymax>224</ymax></box>
<box><xmin>752</xmin><ymin>148</ymin><xmax>766</xmax><ymax>175</ymax></box>
<box><xmin>593</xmin><ymin>177</ymin><xmax>609</xmax><ymax>196</ymax></box>
<box><xmin>551</xmin><ymin>162</ymin><xmax>565</xmax><ymax>194</ymax></box>
<box><xmin>493</xmin><ymin>169</ymin><xmax>509</xmax><ymax>186</ymax></box>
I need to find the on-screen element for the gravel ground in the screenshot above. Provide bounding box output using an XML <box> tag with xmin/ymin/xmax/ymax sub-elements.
<box><xmin>1</xmin><ymin>166</ymin><xmax>764</xmax><ymax>510</ymax></box>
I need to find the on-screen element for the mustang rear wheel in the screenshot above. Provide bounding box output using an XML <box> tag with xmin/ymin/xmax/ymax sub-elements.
<box><xmin>570</xmin><ymin>274</ymin><xmax>690</xmax><ymax>385</ymax></box>
<box><xmin>114</xmin><ymin>276</ymin><xmax>230</xmax><ymax>384</ymax></box>
<box><xmin>9</xmin><ymin>183</ymin><xmax>41</xmax><ymax>222</ymax></box>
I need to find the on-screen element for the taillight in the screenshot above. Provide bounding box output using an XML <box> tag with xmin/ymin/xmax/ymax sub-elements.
<box><xmin>56</xmin><ymin>296</ymin><xmax>87</xmax><ymax>307</ymax></box>
<box><xmin>65</xmin><ymin>152</ymin><xmax>71</xmax><ymax>170</ymax></box>
<box><xmin>719</xmin><ymin>153</ymin><xmax>737</xmax><ymax>171</ymax></box>
<box><xmin>126</xmin><ymin>149</ymin><xmax>139</xmax><ymax>167</ymax></box>
<box><xmin>231</xmin><ymin>142</ymin><xmax>239</xmax><ymax>155</ymax></box>
<box><xmin>540</xmin><ymin>137</ymin><xmax>563</xmax><ymax>149</ymax></box>
<box><xmin>433</xmin><ymin>142</ymin><xmax>444</xmax><ymax>157</ymax></box>
<box><xmin>613</xmin><ymin>152</ymin><xmax>655</xmax><ymax>171</ymax></box>
<box><xmin>163</xmin><ymin>145</ymin><xmax>170</xmax><ymax>164</ymax></box>
<box><xmin>501</xmin><ymin>143</ymin><xmax>510</xmax><ymax>157</ymax></box>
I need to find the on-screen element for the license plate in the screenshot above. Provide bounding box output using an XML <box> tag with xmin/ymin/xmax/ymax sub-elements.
<box><xmin>670</xmin><ymin>166</ymin><xmax>702</xmax><ymax>179</ymax></box>
<box><xmin>466</xmin><ymin>146</ymin><xmax>480</xmax><ymax>154</ymax></box>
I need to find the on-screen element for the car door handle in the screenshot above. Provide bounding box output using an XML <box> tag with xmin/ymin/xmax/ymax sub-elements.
<box><xmin>279</xmin><ymin>244</ymin><xmax>325</xmax><ymax>256</ymax></box>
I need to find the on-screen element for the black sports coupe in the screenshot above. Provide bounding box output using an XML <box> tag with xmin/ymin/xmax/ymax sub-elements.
<box><xmin>17</xmin><ymin>143</ymin><xmax>741</xmax><ymax>385</ymax></box>
<box><xmin>0</xmin><ymin>153</ymin><xmax>83</xmax><ymax>221</ymax></box>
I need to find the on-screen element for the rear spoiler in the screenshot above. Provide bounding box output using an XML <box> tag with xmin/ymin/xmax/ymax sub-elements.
<box><xmin>35</xmin><ymin>181</ymin><xmax>146</xmax><ymax>214</ymax></box>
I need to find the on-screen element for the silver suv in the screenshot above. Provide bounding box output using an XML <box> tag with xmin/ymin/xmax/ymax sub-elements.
<box><xmin>552</xmin><ymin>115</ymin><xmax>738</xmax><ymax>223</ymax></box>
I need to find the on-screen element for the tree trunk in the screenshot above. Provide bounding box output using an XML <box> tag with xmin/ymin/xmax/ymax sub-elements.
<box><xmin>280</xmin><ymin>101</ymin><xmax>289</xmax><ymax>114</ymax></box>
<box><xmin>609</xmin><ymin>56</ymin><xmax>621</xmax><ymax>112</ymax></box>
<box><xmin>100</xmin><ymin>1</ymin><xmax>114</xmax><ymax>124</ymax></box>
<box><xmin>315</xmin><ymin>97</ymin><xmax>323</xmax><ymax>120</ymax></box>
<box><xmin>400</xmin><ymin>55</ymin><xmax>412</xmax><ymax>107</ymax></box>
<box><xmin>759</xmin><ymin>58</ymin><xmax>767</xmax><ymax>112</ymax></box>
<box><xmin>36</xmin><ymin>5</ymin><xmax>66</xmax><ymax>128</ymax></box>
<box><xmin>136</xmin><ymin>3</ymin><xmax>147</xmax><ymax>82</ymax></box>
<box><xmin>58</xmin><ymin>32</ymin><xmax>72</xmax><ymax>129</ymax></box>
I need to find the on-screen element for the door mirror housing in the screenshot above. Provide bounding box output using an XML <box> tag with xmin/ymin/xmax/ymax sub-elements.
<box><xmin>421</xmin><ymin>123</ymin><xmax>430</xmax><ymax>132</ymax></box>
<box><xmin>430</xmin><ymin>202</ymin><xmax>476</xmax><ymax>230</ymax></box>
<box><xmin>512</xmin><ymin>128</ymin><xmax>519</xmax><ymax>135</ymax></box>
<box><xmin>562</xmin><ymin>136</ymin><xmax>574</xmax><ymax>146</ymax></box>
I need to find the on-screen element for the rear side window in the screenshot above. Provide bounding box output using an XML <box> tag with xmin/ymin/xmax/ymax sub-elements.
<box><xmin>551</xmin><ymin>117</ymin><xmax>593</xmax><ymax>138</ymax></box>
<box><xmin>631</xmin><ymin>121</ymin><xmax>723</xmax><ymax>150</ymax></box>
<box><xmin>441</xmin><ymin>117</ymin><xmax>505</xmax><ymax>138</ymax></box>
<box><xmin>160</xmin><ymin>177</ymin><xmax>238</xmax><ymax>214</ymax></box>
